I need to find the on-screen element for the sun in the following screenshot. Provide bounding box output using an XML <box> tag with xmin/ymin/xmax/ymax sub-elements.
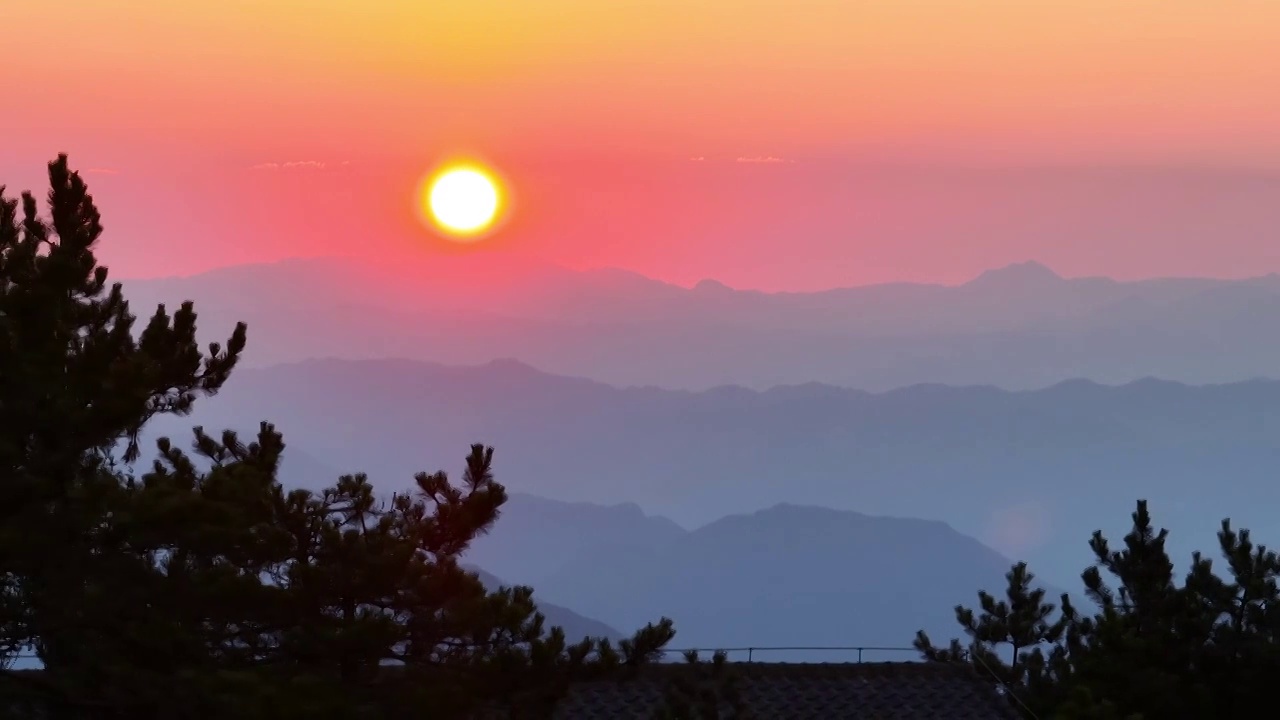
<box><xmin>422</xmin><ymin>164</ymin><xmax>503</xmax><ymax>239</ymax></box>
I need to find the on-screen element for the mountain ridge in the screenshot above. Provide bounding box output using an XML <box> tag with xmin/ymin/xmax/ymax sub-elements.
<box><xmin>120</xmin><ymin>256</ymin><xmax>1280</xmax><ymax>392</ymax></box>
<box><xmin>254</xmin><ymin>355</ymin><xmax>1278</xmax><ymax>397</ymax></box>
<box><xmin>465</xmin><ymin>565</ymin><xmax>624</xmax><ymax>642</ymax></box>
<box><xmin>118</xmin><ymin>255</ymin><xmax>1280</xmax><ymax>296</ymax></box>
<box><xmin>489</xmin><ymin>498</ymin><xmax>1054</xmax><ymax>659</ymax></box>
<box><xmin>142</xmin><ymin>354</ymin><xmax>1280</xmax><ymax>595</ymax></box>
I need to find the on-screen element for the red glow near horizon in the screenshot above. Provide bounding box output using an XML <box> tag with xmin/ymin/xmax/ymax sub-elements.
<box><xmin>2</xmin><ymin>2</ymin><xmax>1279</xmax><ymax>289</ymax></box>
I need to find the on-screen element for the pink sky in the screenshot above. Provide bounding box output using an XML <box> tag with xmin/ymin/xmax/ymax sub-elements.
<box><xmin>3</xmin><ymin>1</ymin><xmax>1279</xmax><ymax>290</ymax></box>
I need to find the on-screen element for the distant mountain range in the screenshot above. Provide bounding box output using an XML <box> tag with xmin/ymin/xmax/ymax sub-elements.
<box><xmin>465</xmin><ymin>493</ymin><xmax>687</xmax><ymax>588</ymax></box>
<box><xmin>121</xmin><ymin>257</ymin><xmax>1280</xmax><ymax>655</ymax></box>
<box><xmin>467</xmin><ymin>496</ymin><xmax>1035</xmax><ymax>661</ymax></box>
<box><xmin>122</xmin><ymin>256</ymin><xmax>1280</xmax><ymax>391</ymax></box>
<box><xmin>134</xmin><ymin>428</ymin><xmax>1027</xmax><ymax>656</ymax></box>
<box><xmin>142</xmin><ymin>357</ymin><xmax>1280</xmax><ymax>606</ymax></box>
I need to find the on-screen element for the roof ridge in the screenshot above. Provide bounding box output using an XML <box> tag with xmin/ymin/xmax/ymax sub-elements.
<box><xmin>554</xmin><ymin>659</ymin><xmax>1021</xmax><ymax>719</ymax></box>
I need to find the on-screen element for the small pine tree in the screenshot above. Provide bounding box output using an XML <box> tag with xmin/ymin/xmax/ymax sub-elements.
<box><xmin>1064</xmin><ymin>500</ymin><xmax>1206</xmax><ymax>719</ymax></box>
<box><xmin>915</xmin><ymin>562</ymin><xmax>1066</xmax><ymax>717</ymax></box>
<box><xmin>654</xmin><ymin>649</ymin><xmax>752</xmax><ymax>720</ymax></box>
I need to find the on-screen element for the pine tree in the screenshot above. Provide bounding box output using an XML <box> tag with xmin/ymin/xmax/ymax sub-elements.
<box><xmin>1062</xmin><ymin>500</ymin><xmax>1209</xmax><ymax>719</ymax></box>
<box><xmin>922</xmin><ymin>499</ymin><xmax>1280</xmax><ymax>719</ymax></box>
<box><xmin>914</xmin><ymin>562</ymin><xmax>1067</xmax><ymax>717</ymax></box>
<box><xmin>0</xmin><ymin>156</ymin><xmax>676</xmax><ymax>717</ymax></box>
<box><xmin>0</xmin><ymin>154</ymin><xmax>246</xmax><ymax>710</ymax></box>
<box><xmin>1192</xmin><ymin>520</ymin><xmax>1280</xmax><ymax>714</ymax></box>
<box><xmin>654</xmin><ymin>649</ymin><xmax>752</xmax><ymax>720</ymax></box>
<box><xmin>136</xmin><ymin>430</ymin><xmax>675</xmax><ymax>719</ymax></box>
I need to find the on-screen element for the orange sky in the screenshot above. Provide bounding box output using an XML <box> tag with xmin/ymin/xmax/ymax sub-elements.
<box><xmin>3</xmin><ymin>0</ymin><xmax>1280</xmax><ymax>289</ymax></box>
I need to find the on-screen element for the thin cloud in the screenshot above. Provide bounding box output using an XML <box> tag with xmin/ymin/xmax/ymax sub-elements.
<box><xmin>251</xmin><ymin>160</ymin><xmax>350</xmax><ymax>171</ymax></box>
<box><xmin>736</xmin><ymin>156</ymin><xmax>791</xmax><ymax>164</ymax></box>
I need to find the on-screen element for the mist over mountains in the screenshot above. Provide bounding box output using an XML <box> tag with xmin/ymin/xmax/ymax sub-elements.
<box><xmin>136</xmin><ymin>414</ymin><xmax>1044</xmax><ymax>660</ymax></box>
<box><xmin>124</xmin><ymin>256</ymin><xmax>1280</xmax><ymax>392</ymax></box>
<box><xmin>125</xmin><ymin>257</ymin><xmax>1280</xmax><ymax>658</ymax></box>
<box><xmin>143</xmin><ymin>357</ymin><xmax>1280</xmax><ymax>609</ymax></box>
<box><xmin>469</xmin><ymin>496</ymin><xmax>1034</xmax><ymax>661</ymax></box>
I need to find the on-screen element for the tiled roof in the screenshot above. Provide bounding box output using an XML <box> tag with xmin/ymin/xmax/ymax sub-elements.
<box><xmin>550</xmin><ymin>661</ymin><xmax>1021</xmax><ymax>720</ymax></box>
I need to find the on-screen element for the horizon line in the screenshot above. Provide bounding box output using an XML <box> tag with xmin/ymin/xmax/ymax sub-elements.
<box><xmin>241</xmin><ymin>355</ymin><xmax>1280</xmax><ymax>399</ymax></box>
<box><xmin>115</xmin><ymin>254</ymin><xmax>1280</xmax><ymax>295</ymax></box>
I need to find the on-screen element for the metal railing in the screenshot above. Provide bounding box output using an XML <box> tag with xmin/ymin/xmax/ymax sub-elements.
<box><xmin>6</xmin><ymin>645</ymin><xmax>924</xmax><ymax>668</ymax></box>
<box><xmin>657</xmin><ymin>645</ymin><xmax>919</xmax><ymax>663</ymax></box>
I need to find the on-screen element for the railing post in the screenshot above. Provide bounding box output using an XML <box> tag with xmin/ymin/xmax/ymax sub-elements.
<box><xmin>748</xmin><ymin>647</ymin><xmax>754</xmax><ymax>662</ymax></box>
<box><xmin>858</xmin><ymin>648</ymin><xmax>863</xmax><ymax>663</ymax></box>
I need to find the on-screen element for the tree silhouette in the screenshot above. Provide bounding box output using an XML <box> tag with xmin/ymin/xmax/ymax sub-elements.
<box><xmin>914</xmin><ymin>562</ymin><xmax>1067</xmax><ymax>716</ymax></box>
<box><xmin>919</xmin><ymin>499</ymin><xmax>1280</xmax><ymax>719</ymax></box>
<box><xmin>0</xmin><ymin>156</ymin><xmax>675</xmax><ymax>718</ymax></box>
<box><xmin>654</xmin><ymin>649</ymin><xmax>752</xmax><ymax>720</ymax></box>
<box><xmin>0</xmin><ymin>154</ymin><xmax>247</xmax><ymax>712</ymax></box>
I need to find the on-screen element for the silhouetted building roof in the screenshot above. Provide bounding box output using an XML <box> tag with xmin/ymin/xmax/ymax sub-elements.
<box><xmin>550</xmin><ymin>661</ymin><xmax>1020</xmax><ymax>720</ymax></box>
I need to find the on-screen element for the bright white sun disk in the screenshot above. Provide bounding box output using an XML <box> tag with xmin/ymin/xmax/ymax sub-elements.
<box><xmin>428</xmin><ymin>168</ymin><xmax>500</xmax><ymax>235</ymax></box>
